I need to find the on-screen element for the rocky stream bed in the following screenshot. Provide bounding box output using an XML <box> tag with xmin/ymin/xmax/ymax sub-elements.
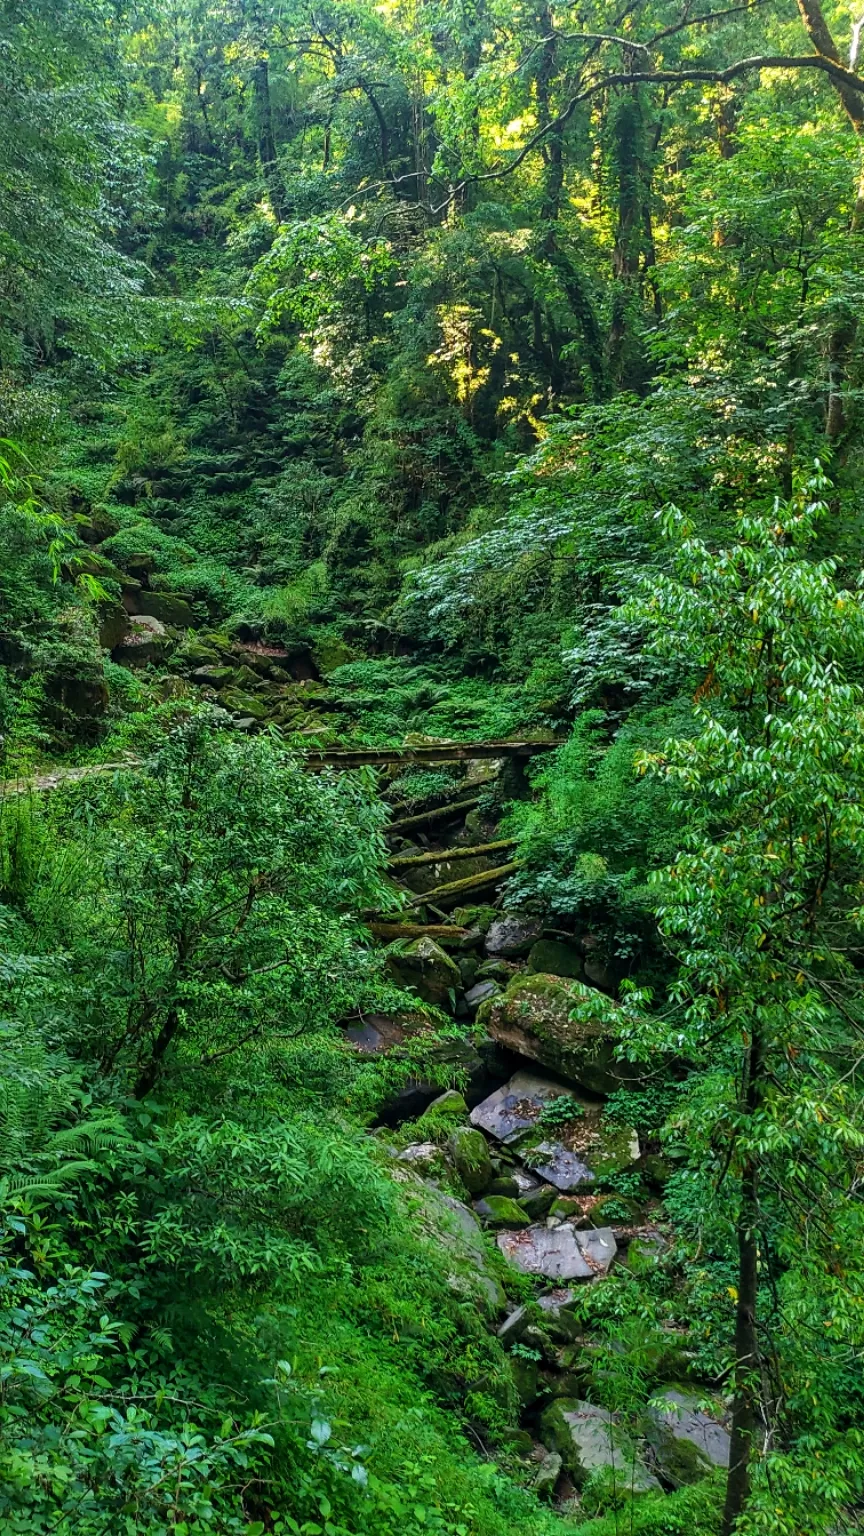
<box><xmin>338</xmin><ymin>750</ymin><xmax>732</xmax><ymax>1514</ymax></box>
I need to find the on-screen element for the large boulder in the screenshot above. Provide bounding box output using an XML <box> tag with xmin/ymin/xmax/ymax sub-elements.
<box><xmin>478</xmin><ymin>973</ymin><xmax>639</xmax><ymax>1095</ymax></box>
<box><xmin>470</xmin><ymin>1071</ymin><xmax>639</xmax><ymax>1190</ymax></box>
<box><xmin>540</xmin><ymin>1400</ymin><xmax>660</xmax><ymax>1492</ymax></box>
<box><xmin>497</xmin><ymin>1224</ymin><xmax>617</xmax><ymax>1281</ymax></box>
<box><xmin>387</xmin><ymin>936</ymin><xmax>461</xmax><ymax>1008</ymax></box>
<box><xmin>645</xmin><ymin>1388</ymin><xmax>730</xmax><ymax>1486</ymax></box>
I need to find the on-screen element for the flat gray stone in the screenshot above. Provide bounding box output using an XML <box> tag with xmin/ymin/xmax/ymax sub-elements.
<box><xmin>530</xmin><ymin>1139</ymin><xmax>595</xmax><ymax>1191</ymax></box>
<box><xmin>464</xmin><ymin>980</ymin><xmax>500</xmax><ymax>1010</ymax></box>
<box><xmin>496</xmin><ymin>1223</ymin><xmax>617</xmax><ymax>1280</ymax></box>
<box><xmin>470</xmin><ymin>1071</ymin><xmax>579</xmax><ymax>1143</ymax></box>
<box><xmin>129</xmin><ymin>614</ymin><xmax>166</xmax><ymax>636</ymax></box>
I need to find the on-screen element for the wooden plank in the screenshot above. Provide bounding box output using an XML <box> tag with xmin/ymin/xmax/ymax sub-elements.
<box><xmin>406</xmin><ymin>860</ymin><xmax>519</xmax><ymax>909</ymax></box>
<box><xmin>388</xmin><ymin>838</ymin><xmax>518</xmax><ymax>870</ymax></box>
<box><xmin>303</xmin><ymin>738</ymin><xmax>558</xmax><ymax>769</ymax></box>
<box><xmin>387</xmin><ymin>795</ymin><xmax>481</xmax><ymax>836</ymax></box>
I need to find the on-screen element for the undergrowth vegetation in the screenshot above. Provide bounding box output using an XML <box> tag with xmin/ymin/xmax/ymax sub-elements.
<box><xmin>2</xmin><ymin>0</ymin><xmax>864</xmax><ymax>1532</ymax></box>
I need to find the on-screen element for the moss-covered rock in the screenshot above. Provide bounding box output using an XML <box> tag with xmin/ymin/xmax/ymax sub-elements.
<box><xmin>175</xmin><ymin>638</ymin><xmax>224</xmax><ymax>669</ymax></box>
<box><xmin>519</xmin><ymin>1184</ymin><xmax>557</xmax><ymax>1220</ymax></box>
<box><xmin>97</xmin><ymin>600</ymin><xmax>129</xmax><ymax>650</ymax></box>
<box><xmin>476</xmin><ymin>958</ymin><xmax>519</xmax><ymax>984</ymax></box>
<box><xmin>313</xmin><ymin>636</ymin><xmax>358</xmax><ymax>674</ymax></box>
<box><xmin>449</xmin><ymin>1127</ymin><xmax>493</xmax><ymax>1193</ymax></box>
<box><xmin>486</xmin><ymin>1174</ymin><xmax>520</xmax><ymax>1198</ymax></box>
<box><xmin>387</xmin><ymin>936</ymin><xmax>461</xmax><ymax>1008</ymax></box>
<box><xmin>420</xmin><ymin>1089</ymin><xmax>469</xmax><ymax>1126</ymax></box>
<box><xmin>139</xmin><ymin>591</ymin><xmax>197</xmax><ymax>628</ymax></box>
<box><xmin>482</xmin><ymin>973</ymin><xmax>642</xmax><ymax>1094</ymax></box>
<box><xmin>644</xmin><ymin>1389</ymin><xmax>730</xmax><ymax>1487</ymax></box>
<box><xmin>539</xmin><ymin>1400</ymin><xmax>660</xmax><ymax>1491</ymax></box>
<box><xmin>192</xmin><ymin>665</ymin><xmax>237</xmax><ymax>687</ymax></box>
<box><xmin>475</xmin><ymin>1196</ymin><xmax>531</xmax><ymax>1230</ymax></box>
<box><xmin>527</xmin><ymin>938</ymin><xmax>583</xmax><ymax>979</ymax></box>
<box><xmin>219</xmin><ymin>689</ymin><xmax>271</xmax><ymax>720</ymax></box>
<box><xmin>450</xmin><ymin>904</ymin><xmax>498</xmax><ymax>933</ymax></box>
<box><xmin>510</xmin><ymin>1355</ymin><xmax>539</xmax><ymax>1406</ymax></box>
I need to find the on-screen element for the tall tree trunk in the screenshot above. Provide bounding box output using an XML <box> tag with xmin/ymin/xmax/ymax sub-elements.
<box><xmin>253</xmin><ymin>51</ymin><xmax>284</xmax><ymax>216</ymax></box>
<box><xmin>722</xmin><ymin>1028</ymin><xmax>764</xmax><ymax>1536</ymax></box>
<box><xmin>135</xmin><ymin>1009</ymin><xmax>182</xmax><ymax>1098</ymax></box>
<box><xmin>532</xmin><ymin>3</ymin><xmax>605</xmax><ymax>396</ymax></box>
<box><xmin>795</xmin><ymin>0</ymin><xmax>863</xmax><ymax>440</ymax></box>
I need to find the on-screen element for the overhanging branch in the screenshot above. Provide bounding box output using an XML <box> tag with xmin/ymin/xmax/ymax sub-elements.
<box><xmin>429</xmin><ymin>52</ymin><xmax>864</xmax><ymax>212</ymax></box>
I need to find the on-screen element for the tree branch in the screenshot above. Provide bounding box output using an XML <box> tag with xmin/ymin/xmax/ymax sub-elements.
<box><xmin>429</xmin><ymin>53</ymin><xmax>864</xmax><ymax>213</ymax></box>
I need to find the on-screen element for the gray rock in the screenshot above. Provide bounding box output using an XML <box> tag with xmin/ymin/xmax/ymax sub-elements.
<box><xmin>646</xmin><ymin>1389</ymin><xmax>730</xmax><ymax>1486</ymax></box>
<box><xmin>394</xmin><ymin>1141</ymin><xmax>440</xmax><ymax>1169</ymax></box>
<box><xmin>533</xmin><ymin>1450</ymin><xmax>562</xmax><ymax>1499</ymax></box>
<box><xmin>464</xmin><ymin>980</ymin><xmax>501</xmax><ymax>1011</ymax></box>
<box><xmin>511</xmin><ymin>1167</ymin><xmax>542</xmax><ymax>1196</ymax></box>
<box><xmin>129</xmin><ymin>613</ymin><xmax>166</xmax><ymax>636</ymax></box>
<box><xmin>113</xmin><ymin>615</ymin><xmax>170</xmax><ymax>667</ymax></box>
<box><xmin>497</xmin><ymin>1304</ymin><xmax>531</xmax><ymax>1345</ymax></box>
<box><xmin>540</xmin><ymin>1399</ymin><xmax>660</xmax><ymax>1492</ymax></box>
<box><xmin>342</xmin><ymin>1013</ymin><xmax>407</xmax><ymax>1055</ymax></box>
<box><xmin>537</xmin><ymin>1289</ymin><xmax>584</xmax><ymax>1343</ymax></box>
<box><xmin>529</xmin><ymin>1140</ymin><xmax>596</xmax><ymax>1192</ymax></box>
<box><xmin>470</xmin><ymin>1071</ymin><xmax>639</xmax><ymax>1188</ymax></box>
<box><xmin>470</xmin><ymin>1071</ymin><xmax>580</xmax><ymax>1142</ymax></box>
<box><xmin>418</xmin><ymin>1188</ymin><xmax>505</xmax><ymax>1311</ymax></box>
<box><xmin>496</xmin><ymin>1224</ymin><xmax>617</xmax><ymax>1281</ymax></box>
<box><xmin>485</xmin><ymin>915</ymin><xmax>543</xmax><ymax>958</ymax></box>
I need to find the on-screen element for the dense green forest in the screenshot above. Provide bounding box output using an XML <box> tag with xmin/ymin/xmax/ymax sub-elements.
<box><xmin>2</xmin><ymin>0</ymin><xmax>864</xmax><ymax>1531</ymax></box>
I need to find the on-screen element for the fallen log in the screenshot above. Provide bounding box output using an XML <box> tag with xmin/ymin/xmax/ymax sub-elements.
<box><xmin>367</xmin><ymin>921</ymin><xmax>469</xmax><ymax>942</ymax></box>
<box><xmin>304</xmin><ymin>738</ymin><xmax>558</xmax><ymax>769</ymax></box>
<box><xmin>388</xmin><ymin>837</ymin><xmax>517</xmax><ymax>870</ymax></box>
<box><xmin>406</xmin><ymin>860</ymin><xmax>519</xmax><ymax>910</ymax></box>
<box><xmin>387</xmin><ymin>795</ymin><xmax>481</xmax><ymax>836</ymax></box>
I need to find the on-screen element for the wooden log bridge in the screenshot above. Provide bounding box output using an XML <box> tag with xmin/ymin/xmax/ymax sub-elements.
<box><xmin>303</xmin><ymin>738</ymin><xmax>559</xmax><ymax>770</ymax></box>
